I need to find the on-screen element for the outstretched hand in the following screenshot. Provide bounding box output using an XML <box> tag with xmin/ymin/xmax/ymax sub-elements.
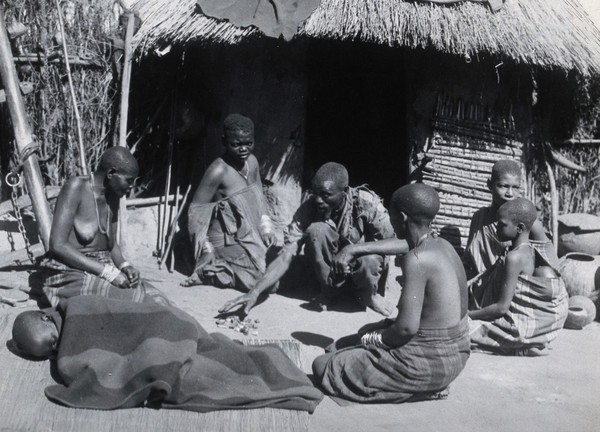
<box><xmin>219</xmin><ymin>291</ymin><xmax>259</xmax><ymax>316</ymax></box>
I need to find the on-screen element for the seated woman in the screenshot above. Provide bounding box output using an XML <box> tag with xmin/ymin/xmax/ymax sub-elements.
<box><xmin>11</xmin><ymin>296</ymin><xmax>322</xmax><ymax>413</ymax></box>
<box><xmin>465</xmin><ymin>160</ymin><xmax>559</xmax><ymax>290</ymax></box>
<box><xmin>312</xmin><ymin>184</ymin><xmax>470</xmax><ymax>403</ymax></box>
<box><xmin>469</xmin><ymin>198</ymin><xmax>568</xmax><ymax>356</ymax></box>
<box><xmin>39</xmin><ymin>147</ymin><xmax>167</xmax><ymax>307</ymax></box>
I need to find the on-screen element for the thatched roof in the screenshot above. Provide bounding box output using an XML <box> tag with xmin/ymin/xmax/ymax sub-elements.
<box><xmin>132</xmin><ymin>0</ymin><xmax>259</xmax><ymax>54</ymax></box>
<box><xmin>133</xmin><ymin>0</ymin><xmax>600</xmax><ymax>74</ymax></box>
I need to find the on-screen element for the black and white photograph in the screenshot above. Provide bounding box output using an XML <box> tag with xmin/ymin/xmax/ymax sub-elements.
<box><xmin>0</xmin><ymin>0</ymin><xmax>599</xmax><ymax>431</ymax></box>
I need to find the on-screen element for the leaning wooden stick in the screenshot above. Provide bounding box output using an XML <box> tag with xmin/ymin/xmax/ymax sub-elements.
<box><xmin>116</xmin><ymin>12</ymin><xmax>136</xmax><ymax>252</ymax></box>
<box><xmin>160</xmin><ymin>184</ymin><xmax>192</xmax><ymax>269</ymax></box>
<box><xmin>169</xmin><ymin>183</ymin><xmax>181</xmax><ymax>272</ymax></box>
<box><xmin>54</xmin><ymin>0</ymin><xmax>87</xmax><ymax>175</ymax></box>
<box><xmin>160</xmin><ymin>94</ymin><xmax>177</xmax><ymax>256</ymax></box>
<box><xmin>544</xmin><ymin>158</ymin><xmax>559</xmax><ymax>250</ymax></box>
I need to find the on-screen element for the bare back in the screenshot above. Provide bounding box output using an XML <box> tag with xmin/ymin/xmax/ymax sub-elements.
<box><xmin>399</xmin><ymin>236</ymin><xmax>467</xmax><ymax>331</ymax></box>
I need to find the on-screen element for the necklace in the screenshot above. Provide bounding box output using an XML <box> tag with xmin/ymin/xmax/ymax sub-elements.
<box><xmin>89</xmin><ymin>174</ymin><xmax>110</xmax><ymax>236</ymax></box>
<box><xmin>236</xmin><ymin>161</ymin><xmax>249</xmax><ymax>181</ymax></box>
<box><xmin>415</xmin><ymin>232</ymin><xmax>429</xmax><ymax>248</ymax></box>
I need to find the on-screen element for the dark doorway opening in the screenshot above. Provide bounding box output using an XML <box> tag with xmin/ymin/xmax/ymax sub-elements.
<box><xmin>304</xmin><ymin>40</ymin><xmax>409</xmax><ymax>203</ymax></box>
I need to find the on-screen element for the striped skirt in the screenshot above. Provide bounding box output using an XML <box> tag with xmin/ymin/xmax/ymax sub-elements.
<box><xmin>317</xmin><ymin>317</ymin><xmax>470</xmax><ymax>403</ymax></box>
<box><xmin>39</xmin><ymin>251</ymin><xmax>169</xmax><ymax>307</ymax></box>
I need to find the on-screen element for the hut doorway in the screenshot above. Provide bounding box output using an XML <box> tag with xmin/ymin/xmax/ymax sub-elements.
<box><xmin>304</xmin><ymin>40</ymin><xmax>409</xmax><ymax>202</ymax></box>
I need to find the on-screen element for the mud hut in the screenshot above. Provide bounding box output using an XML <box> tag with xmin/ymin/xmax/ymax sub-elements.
<box><xmin>128</xmin><ymin>0</ymin><xmax>600</xmax><ymax>251</ymax></box>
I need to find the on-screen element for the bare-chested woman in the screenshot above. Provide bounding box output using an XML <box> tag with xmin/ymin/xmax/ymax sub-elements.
<box><xmin>40</xmin><ymin>146</ymin><xmax>167</xmax><ymax>307</ymax></box>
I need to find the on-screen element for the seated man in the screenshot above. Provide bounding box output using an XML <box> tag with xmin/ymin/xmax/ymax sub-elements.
<box><xmin>312</xmin><ymin>183</ymin><xmax>470</xmax><ymax>403</ymax></box>
<box><xmin>465</xmin><ymin>159</ymin><xmax>559</xmax><ymax>286</ymax></box>
<box><xmin>11</xmin><ymin>296</ymin><xmax>323</xmax><ymax>413</ymax></box>
<box><xmin>39</xmin><ymin>147</ymin><xmax>167</xmax><ymax>307</ymax></box>
<box><xmin>220</xmin><ymin>162</ymin><xmax>395</xmax><ymax>316</ymax></box>
<box><xmin>182</xmin><ymin>113</ymin><xmax>276</xmax><ymax>291</ymax></box>
<box><xmin>469</xmin><ymin>198</ymin><xmax>568</xmax><ymax>356</ymax></box>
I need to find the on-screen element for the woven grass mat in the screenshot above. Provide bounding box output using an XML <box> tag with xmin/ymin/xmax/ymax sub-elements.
<box><xmin>0</xmin><ymin>309</ymin><xmax>310</xmax><ymax>432</ymax></box>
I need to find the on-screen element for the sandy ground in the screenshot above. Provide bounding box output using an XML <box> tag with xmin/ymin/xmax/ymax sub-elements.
<box><xmin>1</xmin><ymin>255</ymin><xmax>599</xmax><ymax>432</ymax></box>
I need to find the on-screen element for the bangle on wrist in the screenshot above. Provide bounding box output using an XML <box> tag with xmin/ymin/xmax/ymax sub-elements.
<box><xmin>260</xmin><ymin>215</ymin><xmax>274</xmax><ymax>235</ymax></box>
<box><xmin>100</xmin><ymin>264</ymin><xmax>121</xmax><ymax>283</ymax></box>
<box><xmin>361</xmin><ymin>330</ymin><xmax>390</xmax><ymax>349</ymax></box>
<box><xmin>118</xmin><ymin>261</ymin><xmax>132</xmax><ymax>271</ymax></box>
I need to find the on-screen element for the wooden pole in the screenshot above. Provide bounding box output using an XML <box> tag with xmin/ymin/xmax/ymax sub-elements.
<box><xmin>117</xmin><ymin>12</ymin><xmax>136</xmax><ymax>252</ymax></box>
<box><xmin>54</xmin><ymin>0</ymin><xmax>87</xmax><ymax>175</ymax></box>
<box><xmin>160</xmin><ymin>184</ymin><xmax>191</xmax><ymax>270</ymax></box>
<box><xmin>545</xmin><ymin>159</ymin><xmax>559</xmax><ymax>250</ymax></box>
<box><xmin>159</xmin><ymin>93</ymin><xmax>176</xmax><ymax>267</ymax></box>
<box><xmin>0</xmin><ymin>7</ymin><xmax>53</xmax><ymax>250</ymax></box>
<box><xmin>168</xmin><ymin>183</ymin><xmax>180</xmax><ymax>272</ymax></box>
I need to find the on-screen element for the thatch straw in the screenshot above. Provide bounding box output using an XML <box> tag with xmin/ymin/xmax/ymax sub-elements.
<box><xmin>132</xmin><ymin>0</ymin><xmax>259</xmax><ymax>55</ymax></box>
<box><xmin>302</xmin><ymin>0</ymin><xmax>600</xmax><ymax>74</ymax></box>
<box><xmin>132</xmin><ymin>0</ymin><xmax>600</xmax><ymax>72</ymax></box>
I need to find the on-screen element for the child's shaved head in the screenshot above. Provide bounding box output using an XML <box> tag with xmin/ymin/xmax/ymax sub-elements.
<box><xmin>12</xmin><ymin>310</ymin><xmax>58</xmax><ymax>359</ymax></box>
<box><xmin>498</xmin><ymin>197</ymin><xmax>537</xmax><ymax>230</ymax></box>
<box><xmin>491</xmin><ymin>160</ymin><xmax>521</xmax><ymax>182</ymax></box>
<box><xmin>391</xmin><ymin>183</ymin><xmax>440</xmax><ymax>224</ymax></box>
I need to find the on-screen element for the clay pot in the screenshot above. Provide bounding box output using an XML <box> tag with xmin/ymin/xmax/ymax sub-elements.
<box><xmin>558</xmin><ymin>213</ymin><xmax>600</xmax><ymax>257</ymax></box>
<box><xmin>564</xmin><ymin>296</ymin><xmax>597</xmax><ymax>329</ymax></box>
<box><xmin>558</xmin><ymin>253</ymin><xmax>600</xmax><ymax>298</ymax></box>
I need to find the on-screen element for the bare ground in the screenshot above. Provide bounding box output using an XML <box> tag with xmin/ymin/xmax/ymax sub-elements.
<box><xmin>1</xmin><ymin>255</ymin><xmax>599</xmax><ymax>432</ymax></box>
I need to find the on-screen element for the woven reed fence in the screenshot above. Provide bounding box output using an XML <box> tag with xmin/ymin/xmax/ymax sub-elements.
<box><xmin>1</xmin><ymin>0</ymin><xmax>120</xmax><ymax>197</ymax></box>
<box><xmin>422</xmin><ymin>94</ymin><xmax>523</xmax><ymax>251</ymax></box>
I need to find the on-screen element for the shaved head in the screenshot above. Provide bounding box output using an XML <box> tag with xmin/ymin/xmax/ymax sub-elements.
<box><xmin>491</xmin><ymin>160</ymin><xmax>521</xmax><ymax>182</ymax></box>
<box><xmin>498</xmin><ymin>197</ymin><xmax>537</xmax><ymax>230</ymax></box>
<box><xmin>313</xmin><ymin>162</ymin><xmax>349</xmax><ymax>190</ymax></box>
<box><xmin>391</xmin><ymin>183</ymin><xmax>440</xmax><ymax>224</ymax></box>
<box><xmin>12</xmin><ymin>310</ymin><xmax>58</xmax><ymax>359</ymax></box>
<box><xmin>223</xmin><ymin>113</ymin><xmax>254</xmax><ymax>135</ymax></box>
<box><xmin>99</xmin><ymin>147</ymin><xmax>138</xmax><ymax>175</ymax></box>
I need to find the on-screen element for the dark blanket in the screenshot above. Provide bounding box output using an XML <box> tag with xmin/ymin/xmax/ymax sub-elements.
<box><xmin>45</xmin><ymin>296</ymin><xmax>323</xmax><ymax>413</ymax></box>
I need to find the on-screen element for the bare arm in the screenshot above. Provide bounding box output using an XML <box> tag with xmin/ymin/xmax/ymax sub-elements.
<box><xmin>190</xmin><ymin>161</ymin><xmax>224</xmax><ymax>205</ymax></box>
<box><xmin>332</xmin><ymin>238</ymin><xmax>409</xmax><ymax>276</ymax></box>
<box><xmin>250</xmin><ymin>155</ymin><xmax>276</xmax><ymax>247</ymax></box>
<box><xmin>49</xmin><ymin>178</ymin><xmax>105</xmax><ymax>275</ymax></box>
<box><xmin>218</xmin><ymin>244</ymin><xmax>296</xmax><ymax>314</ymax></box>
<box><xmin>109</xmin><ymin>200</ymin><xmax>140</xmax><ymax>287</ymax></box>
<box><xmin>343</xmin><ymin>238</ymin><xmax>408</xmax><ymax>257</ymax></box>
<box><xmin>468</xmin><ymin>253</ymin><xmax>520</xmax><ymax>321</ymax></box>
<box><xmin>380</xmin><ymin>252</ymin><xmax>424</xmax><ymax>348</ymax></box>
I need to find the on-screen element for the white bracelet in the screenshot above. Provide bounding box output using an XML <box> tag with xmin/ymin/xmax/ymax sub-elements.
<box><xmin>100</xmin><ymin>264</ymin><xmax>121</xmax><ymax>283</ymax></box>
<box><xmin>361</xmin><ymin>330</ymin><xmax>390</xmax><ymax>349</ymax></box>
<box><xmin>260</xmin><ymin>215</ymin><xmax>274</xmax><ymax>234</ymax></box>
<box><xmin>118</xmin><ymin>261</ymin><xmax>132</xmax><ymax>270</ymax></box>
<box><xmin>202</xmin><ymin>241</ymin><xmax>215</xmax><ymax>254</ymax></box>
